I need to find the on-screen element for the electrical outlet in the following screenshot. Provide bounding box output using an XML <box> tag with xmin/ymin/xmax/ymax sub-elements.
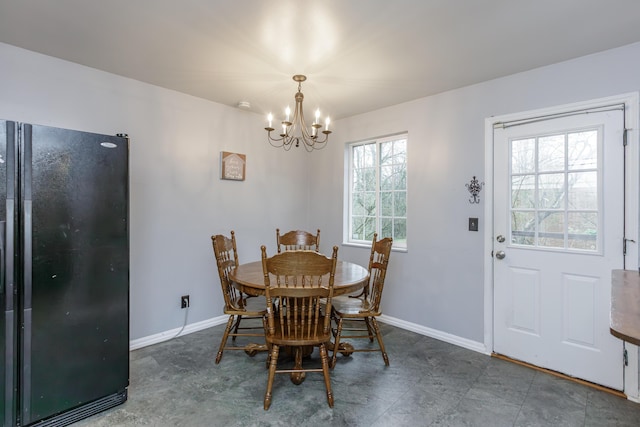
<box><xmin>181</xmin><ymin>295</ymin><xmax>190</xmax><ymax>309</ymax></box>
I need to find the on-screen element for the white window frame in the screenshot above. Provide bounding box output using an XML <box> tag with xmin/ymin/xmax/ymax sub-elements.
<box><xmin>344</xmin><ymin>133</ymin><xmax>407</xmax><ymax>250</ymax></box>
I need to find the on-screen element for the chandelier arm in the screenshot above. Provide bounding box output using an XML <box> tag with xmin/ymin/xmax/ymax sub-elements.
<box><xmin>265</xmin><ymin>129</ymin><xmax>285</xmax><ymax>144</ymax></box>
<box><xmin>298</xmin><ymin>107</ymin><xmax>313</xmax><ymax>141</ymax></box>
<box><xmin>266</xmin><ymin>129</ymin><xmax>298</xmax><ymax>151</ymax></box>
<box><xmin>293</xmin><ymin>96</ymin><xmax>322</xmax><ymax>146</ymax></box>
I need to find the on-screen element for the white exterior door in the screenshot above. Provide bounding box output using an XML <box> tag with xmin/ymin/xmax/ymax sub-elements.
<box><xmin>493</xmin><ymin>107</ymin><xmax>625</xmax><ymax>390</ymax></box>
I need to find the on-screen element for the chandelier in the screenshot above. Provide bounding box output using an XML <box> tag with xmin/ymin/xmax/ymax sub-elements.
<box><xmin>265</xmin><ymin>75</ymin><xmax>331</xmax><ymax>151</ymax></box>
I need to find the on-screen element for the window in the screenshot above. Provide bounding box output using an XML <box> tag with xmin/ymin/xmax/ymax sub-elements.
<box><xmin>347</xmin><ymin>134</ymin><xmax>407</xmax><ymax>249</ymax></box>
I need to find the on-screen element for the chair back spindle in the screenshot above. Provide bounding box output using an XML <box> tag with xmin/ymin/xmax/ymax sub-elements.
<box><xmin>213</xmin><ymin>231</ymin><xmax>243</xmax><ymax>310</ymax></box>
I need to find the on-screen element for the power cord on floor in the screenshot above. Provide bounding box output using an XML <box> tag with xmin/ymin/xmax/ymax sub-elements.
<box><xmin>170</xmin><ymin>305</ymin><xmax>189</xmax><ymax>340</ymax></box>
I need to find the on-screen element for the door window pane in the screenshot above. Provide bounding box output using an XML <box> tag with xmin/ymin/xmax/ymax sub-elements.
<box><xmin>568</xmin><ymin>130</ymin><xmax>597</xmax><ymax>170</ymax></box>
<box><xmin>511</xmin><ymin>211</ymin><xmax>535</xmax><ymax>245</ymax></box>
<box><xmin>568</xmin><ymin>171</ymin><xmax>597</xmax><ymax>210</ymax></box>
<box><xmin>538</xmin><ymin>134</ymin><xmax>565</xmax><ymax>172</ymax></box>
<box><xmin>538</xmin><ymin>211</ymin><xmax>565</xmax><ymax>248</ymax></box>
<box><xmin>568</xmin><ymin>212</ymin><xmax>598</xmax><ymax>250</ymax></box>
<box><xmin>538</xmin><ymin>173</ymin><xmax>565</xmax><ymax>209</ymax></box>
<box><xmin>511</xmin><ymin>138</ymin><xmax>536</xmax><ymax>173</ymax></box>
<box><xmin>512</xmin><ymin>175</ymin><xmax>535</xmax><ymax>209</ymax></box>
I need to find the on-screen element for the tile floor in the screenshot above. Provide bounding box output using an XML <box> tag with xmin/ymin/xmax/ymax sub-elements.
<box><xmin>75</xmin><ymin>322</ymin><xmax>640</xmax><ymax>426</ymax></box>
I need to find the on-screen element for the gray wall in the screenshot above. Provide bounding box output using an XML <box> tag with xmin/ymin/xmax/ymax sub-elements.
<box><xmin>0</xmin><ymin>42</ymin><xmax>311</xmax><ymax>341</ymax></box>
<box><xmin>1</xmin><ymin>41</ymin><xmax>639</xmax><ymax>351</ymax></box>
<box><xmin>308</xmin><ymin>41</ymin><xmax>640</xmax><ymax>346</ymax></box>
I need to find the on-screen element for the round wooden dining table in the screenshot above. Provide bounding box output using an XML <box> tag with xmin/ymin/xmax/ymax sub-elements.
<box><xmin>229</xmin><ymin>260</ymin><xmax>370</xmax><ymax>297</ymax></box>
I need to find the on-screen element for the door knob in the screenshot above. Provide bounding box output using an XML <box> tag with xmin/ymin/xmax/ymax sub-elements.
<box><xmin>495</xmin><ymin>250</ymin><xmax>506</xmax><ymax>260</ymax></box>
<box><xmin>496</xmin><ymin>235</ymin><xmax>505</xmax><ymax>243</ymax></box>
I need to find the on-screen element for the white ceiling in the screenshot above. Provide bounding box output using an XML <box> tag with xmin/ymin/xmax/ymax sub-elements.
<box><xmin>2</xmin><ymin>0</ymin><xmax>640</xmax><ymax>121</ymax></box>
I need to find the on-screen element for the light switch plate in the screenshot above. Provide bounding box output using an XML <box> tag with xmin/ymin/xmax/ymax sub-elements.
<box><xmin>469</xmin><ymin>217</ymin><xmax>478</xmax><ymax>232</ymax></box>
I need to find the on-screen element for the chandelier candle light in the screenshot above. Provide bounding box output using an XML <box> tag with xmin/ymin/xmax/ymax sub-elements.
<box><xmin>265</xmin><ymin>75</ymin><xmax>331</xmax><ymax>151</ymax></box>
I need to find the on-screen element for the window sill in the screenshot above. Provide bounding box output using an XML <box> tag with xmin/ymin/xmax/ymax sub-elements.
<box><xmin>342</xmin><ymin>242</ymin><xmax>408</xmax><ymax>253</ymax></box>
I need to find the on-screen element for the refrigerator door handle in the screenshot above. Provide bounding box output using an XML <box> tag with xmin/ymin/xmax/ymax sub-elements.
<box><xmin>0</xmin><ymin>220</ymin><xmax>4</xmax><ymax>296</ymax></box>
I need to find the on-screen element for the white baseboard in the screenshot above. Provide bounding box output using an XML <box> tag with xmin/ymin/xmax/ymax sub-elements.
<box><xmin>378</xmin><ymin>314</ymin><xmax>488</xmax><ymax>355</ymax></box>
<box><xmin>129</xmin><ymin>315</ymin><xmax>227</xmax><ymax>351</ymax></box>
<box><xmin>130</xmin><ymin>313</ymin><xmax>488</xmax><ymax>355</ymax></box>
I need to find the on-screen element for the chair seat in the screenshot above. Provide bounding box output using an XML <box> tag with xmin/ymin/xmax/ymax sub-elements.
<box><xmin>332</xmin><ymin>297</ymin><xmax>376</xmax><ymax>317</ymax></box>
<box><xmin>266</xmin><ymin>315</ymin><xmax>332</xmax><ymax>346</ymax></box>
<box><xmin>330</xmin><ymin>294</ymin><xmax>361</xmax><ymax>305</ymax></box>
<box><xmin>226</xmin><ymin>295</ymin><xmax>267</xmax><ymax>316</ymax></box>
<box><xmin>321</xmin><ymin>294</ymin><xmax>363</xmax><ymax>309</ymax></box>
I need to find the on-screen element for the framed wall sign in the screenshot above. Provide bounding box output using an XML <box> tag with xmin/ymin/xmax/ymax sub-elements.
<box><xmin>220</xmin><ymin>151</ymin><xmax>246</xmax><ymax>181</ymax></box>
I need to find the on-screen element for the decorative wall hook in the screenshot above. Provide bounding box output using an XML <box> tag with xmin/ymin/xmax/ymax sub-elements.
<box><xmin>466</xmin><ymin>176</ymin><xmax>484</xmax><ymax>204</ymax></box>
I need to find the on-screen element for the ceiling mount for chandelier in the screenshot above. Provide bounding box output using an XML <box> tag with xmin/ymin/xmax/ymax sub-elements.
<box><xmin>265</xmin><ymin>75</ymin><xmax>331</xmax><ymax>151</ymax></box>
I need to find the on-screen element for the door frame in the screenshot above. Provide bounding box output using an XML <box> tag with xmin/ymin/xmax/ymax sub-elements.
<box><xmin>483</xmin><ymin>92</ymin><xmax>640</xmax><ymax>400</ymax></box>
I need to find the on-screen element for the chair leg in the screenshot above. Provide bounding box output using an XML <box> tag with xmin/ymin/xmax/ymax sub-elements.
<box><xmin>215</xmin><ymin>315</ymin><xmax>235</xmax><ymax>364</ymax></box>
<box><xmin>330</xmin><ymin>317</ymin><xmax>344</xmax><ymax>368</ymax></box>
<box><xmin>364</xmin><ymin>317</ymin><xmax>375</xmax><ymax>342</ymax></box>
<box><xmin>231</xmin><ymin>315</ymin><xmax>243</xmax><ymax>341</ymax></box>
<box><xmin>371</xmin><ymin>317</ymin><xmax>389</xmax><ymax>366</ymax></box>
<box><xmin>264</xmin><ymin>344</ymin><xmax>279</xmax><ymax>410</ymax></box>
<box><xmin>319</xmin><ymin>344</ymin><xmax>334</xmax><ymax>408</ymax></box>
<box><xmin>262</xmin><ymin>317</ymin><xmax>271</xmax><ymax>369</ymax></box>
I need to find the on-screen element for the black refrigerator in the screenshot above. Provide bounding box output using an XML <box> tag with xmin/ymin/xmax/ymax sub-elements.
<box><xmin>0</xmin><ymin>121</ymin><xmax>129</xmax><ymax>426</ymax></box>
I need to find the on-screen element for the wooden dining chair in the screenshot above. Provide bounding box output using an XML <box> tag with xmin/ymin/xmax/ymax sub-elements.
<box><xmin>330</xmin><ymin>233</ymin><xmax>393</xmax><ymax>368</ymax></box>
<box><xmin>275</xmin><ymin>228</ymin><xmax>320</xmax><ymax>253</ymax></box>
<box><xmin>261</xmin><ymin>245</ymin><xmax>339</xmax><ymax>410</ymax></box>
<box><xmin>211</xmin><ymin>231</ymin><xmax>266</xmax><ymax>364</ymax></box>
